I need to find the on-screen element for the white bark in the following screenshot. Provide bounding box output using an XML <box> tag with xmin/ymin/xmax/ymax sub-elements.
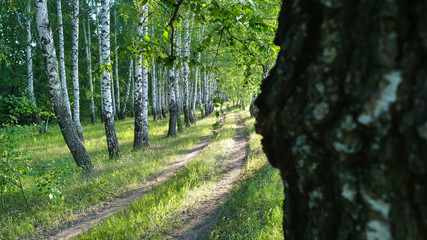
<box><xmin>57</xmin><ymin>0</ymin><xmax>72</xmax><ymax>117</ymax></box>
<box><xmin>182</xmin><ymin>15</ymin><xmax>191</xmax><ymax>126</ymax></box>
<box><xmin>84</xmin><ymin>18</ymin><xmax>96</xmax><ymax>124</ymax></box>
<box><xmin>114</xmin><ymin>8</ymin><xmax>120</xmax><ymax>117</ymax></box>
<box><xmin>72</xmin><ymin>0</ymin><xmax>85</xmax><ymax>141</ymax></box>
<box><xmin>175</xmin><ymin>31</ymin><xmax>182</xmax><ymax>131</ymax></box>
<box><xmin>134</xmin><ymin>5</ymin><xmax>144</xmax><ymax>148</ymax></box>
<box><xmin>120</xmin><ymin>58</ymin><xmax>133</xmax><ymax>118</ymax></box>
<box><xmin>97</xmin><ymin>4</ymin><xmax>104</xmax><ymax>121</ymax></box>
<box><xmin>151</xmin><ymin>57</ymin><xmax>157</xmax><ymax>121</ymax></box>
<box><xmin>25</xmin><ymin>0</ymin><xmax>45</xmax><ymax>133</ymax></box>
<box><xmin>34</xmin><ymin>0</ymin><xmax>92</xmax><ymax>168</ymax></box>
<box><xmin>141</xmin><ymin>5</ymin><xmax>149</xmax><ymax>146</ymax></box>
<box><xmin>101</xmin><ymin>0</ymin><xmax>121</xmax><ymax>158</ymax></box>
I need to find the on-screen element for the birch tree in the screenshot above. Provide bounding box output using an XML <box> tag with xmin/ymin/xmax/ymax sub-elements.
<box><xmin>72</xmin><ymin>0</ymin><xmax>85</xmax><ymax>141</ymax></box>
<box><xmin>114</xmin><ymin>7</ymin><xmax>120</xmax><ymax>119</ymax></box>
<box><xmin>34</xmin><ymin>0</ymin><xmax>92</xmax><ymax>169</ymax></box>
<box><xmin>57</xmin><ymin>0</ymin><xmax>72</xmax><ymax>118</ymax></box>
<box><xmin>141</xmin><ymin>5</ymin><xmax>149</xmax><ymax>147</ymax></box>
<box><xmin>120</xmin><ymin>59</ymin><xmax>133</xmax><ymax>119</ymax></box>
<box><xmin>25</xmin><ymin>0</ymin><xmax>45</xmax><ymax>133</ymax></box>
<box><xmin>133</xmin><ymin>4</ymin><xmax>145</xmax><ymax>149</ymax></box>
<box><xmin>175</xmin><ymin>30</ymin><xmax>183</xmax><ymax>131</ymax></box>
<box><xmin>100</xmin><ymin>0</ymin><xmax>121</xmax><ymax>158</ymax></box>
<box><xmin>182</xmin><ymin>15</ymin><xmax>191</xmax><ymax>127</ymax></box>
<box><xmin>151</xmin><ymin>58</ymin><xmax>157</xmax><ymax>121</ymax></box>
<box><xmin>84</xmin><ymin>18</ymin><xmax>96</xmax><ymax>124</ymax></box>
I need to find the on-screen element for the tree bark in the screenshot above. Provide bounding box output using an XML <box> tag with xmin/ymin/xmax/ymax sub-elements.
<box><xmin>151</xmin><ymin>57</ymin><xmax>157</xmax><ymax>121</ymax></box>
<box><xmin>141</xmin><ymin>5</ymin><xmax>149</xmax><ymax>146</ymax></box>
<box><xmin>57</xmin><ymin>0</ymin><xmax>72</xmax><ymax>118</ymax></box>
<box><xmin>26</xmin><ymin>1</ymin><xmax>45</xmax><ymax>133</ymax></box>
<box><xmin>134</xmin><ymin>5</ymin><xmax>145</xmax><ymax>149</ymax></box>
<box><xmin>113</xmin><ymin>8</ymin><xmax>121</xmax><ymax>119</ymax></box>
<box><xmin>34</xmin><ymin>0</ymin><xmax>92</xmax><ymax>169</ymax></box>
<box><xmin>100</xmin><ymin>0</ymin><xmax>121</xmax><ymax>158</ymax></box>
<box><xmin>72</xmin><ymin>0</ymin><xmax>85</xmax><ymax>141</ymax></box>
<box><xmin>175</xmin><ymin>31</ymin><xmax>183</xmax><ymax>132</ymax></box>
<box><xmin>256</xmin><ymin>1</ymin><xmax>427</xmax><ymax>240</ymax></box>
<box><xmin>120</xmin><ymin>59</ymin><xmax>133</xmax><ymax>119</ymax></box>
<box><xmin>84</xmin><ymin>18</ymin><xmax>96</xmax><ymax>124</ymax></box>
<box><xmin>182</xmin><ymin>15</ymin><xmax>191</xmax><ymax>127</ymax></box>
<box><xmin>97</xmin><ymin>5</ymin><xmax>105</xmax><ymax>123</ymax></box>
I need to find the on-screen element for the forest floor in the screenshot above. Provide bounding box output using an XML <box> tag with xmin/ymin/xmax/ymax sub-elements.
<box><xmin>1</xmin><ymin>108</ymin><xmax>284</xmax><ymax>239</ymax></box>
<box><xmin>168</xmin><ymin>114</ymin><xmax>248</xmax><ymax>239</ymax></box>
<box><xmin>46</xmin><ymin>115</ymin><xmax>227</xmax><ymax>240</ymax></box>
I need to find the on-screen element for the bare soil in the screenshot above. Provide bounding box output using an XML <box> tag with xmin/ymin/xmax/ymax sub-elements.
<box><xmin>168</xmin><ymin>113</ymin><xmax>249</xmax><ymax>240</ymax></box>
<box><xmin>43</xmin><ymin>115</ymin><xmax>226</xmax><ymax>240</ymax></box>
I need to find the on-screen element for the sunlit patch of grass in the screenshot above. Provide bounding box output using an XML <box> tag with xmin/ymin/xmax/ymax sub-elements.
<box><xmin>207</xmin><ymin>110</ymin><xmax>284</xmax><ymax>240</ymax></box>
<box><xmin>0</xmin><ymin>111</ymin><xmax>217</xmax><ymax>239</ymax></box>
<box><xmin>76</xmin><ymin>114</ymin><xmax>237</xmax><ymax>239</ymax></box>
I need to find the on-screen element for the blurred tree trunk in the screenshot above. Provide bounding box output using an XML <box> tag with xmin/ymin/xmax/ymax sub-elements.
<box><xmin>256</xmin><ymin>1</ymin><xmax>427</xmax><ymax>239</ymax></box>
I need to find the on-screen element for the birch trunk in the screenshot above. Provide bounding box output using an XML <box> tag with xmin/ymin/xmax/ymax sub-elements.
<box><xmin>72</xmin><ymin>0</ymin><xmax>85</xmax><ymax>141</ymax></box>
<box><xmin>151</xmin><ymin>58</ymin><xmax>157</xmax><ymax>121</ymax></box>
<box><xmin>182</xmin><ymin>15</ymin><xmax>191</xmax><ymax>127</ymax></box>
<box><xmin>198</xmin><ymin>65</ymin><xmax>205</xmax><ymax>118</ymax></box>
<box><xmin>84</xmin><ymin>19</ymin><xmax>96</xmax><ymax>124</ymax></box>
<box><xmin>97</xmin><ymin>5</ymin><xmax>105</xmax><ymax>122</ymax></box>
<box><xmin>57</xmin><ymin>0</ymin><xmax>72</xmax><ymax>118</ymax></box>
<box><xmin>26</xmin><ymin>1</ymin><xmax>45</xmax><ymax>133</ymax></box>
<box><xmin>141</xmin><ymin>5</ymin><xmax>149</xmax><ymax>146</ymax></box>
<box><xmin>100</xmin><ymin>0</ymin><xmax>121</xmax><ymax>158</ymax></box>
<box><xmin>134</xmin><ymin>6</ymin><xmax>144</xmax><ymax>149</ymax></box>
<box><xmin>203</xmin><ymin>65</ymin><xmax>208</xmax><ymax>116</ymax></box>
<box><xmin>34</xmin><ymin>0</ymin><xmax>92</xmax><ymax>169</ymax></box>
<box><xmin>114</xmin><ymin>8</ymin><xmax>120</xmax><ymax>118</ymax></box>
<box><xmin>175</xmin><ymin>31</ymin><xmax>183</xmax><ymax>131</ymax></box>
<box><xmin>120</xmin><ymin>59</ymin><xmax>133</xmax><ymax>119</ymax></box>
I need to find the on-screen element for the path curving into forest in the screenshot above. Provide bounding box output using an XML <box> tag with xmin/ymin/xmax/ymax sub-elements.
<box><xmin>45</xmin><ymin>115</ymin><xmax>226</xmax><ymax>240</ymax></box>
<box><xmin>168</xmin><ymin>113</ymin><xmax>249</xmax><ymax>239</ymax></box>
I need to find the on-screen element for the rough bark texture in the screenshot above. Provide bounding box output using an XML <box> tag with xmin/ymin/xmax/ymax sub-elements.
<box><xmin>84</xmin><ymin>19</ymin><xmax>96</xmax><ymax>124</ymax></box>
<box><xmin>34</xmin><ymin>0</ymin><xmax>92</xmax><ymax>169</ymax></box>
<box><xmin>101</xmin><ymin>0</ymin><xmax>121</xmax><ymax>158</ymax></box>
<box><xmin>72</xmin><ymin>0</ymin><xmax>85</xmax><ymax>141</ymax></box>
<box><xmin>57</xmin><ymin>0</ymin><xmax>72</xmax><ymax>118</ymax></box>
<box><xmin>255</xmin><ymin>1</ymin><xmax>427</xmax><ymax>240</ymax></box>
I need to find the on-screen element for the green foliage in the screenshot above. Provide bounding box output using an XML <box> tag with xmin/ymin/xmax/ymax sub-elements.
<box><xmin>0</xmin><ymin>125</ymin><xmax>80</xmax><ymax>209</ymax></box>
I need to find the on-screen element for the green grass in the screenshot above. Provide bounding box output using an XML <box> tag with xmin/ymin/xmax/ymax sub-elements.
<box><xmin>76</xmin><ymin>112</ymin><xmax>237</xmax><ymax>239</ymax></box>
<box><xmin>0</xmin><ymin>112</ymin><xmax>216</xmax><ymax>239</ymax></box>
<box><xmin>0</xmin><ymin>107</ymin><xmax>284</xmax><ymax>239</ymax></box>
<box><xmin>207</xmin><ymin>110</ymin><xmax>284</xmax><ymax>240</ymax></box>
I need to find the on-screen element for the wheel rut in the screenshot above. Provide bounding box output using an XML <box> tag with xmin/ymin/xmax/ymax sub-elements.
<box><xmin>44</xmin><ymin>115</ymin><xmax>226</xmax><ymax>240</ymax></box>
<box><xmin>168</xmin><ymin>113</ymin><xmax>249</xmax><ymax>240</ymax></box>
